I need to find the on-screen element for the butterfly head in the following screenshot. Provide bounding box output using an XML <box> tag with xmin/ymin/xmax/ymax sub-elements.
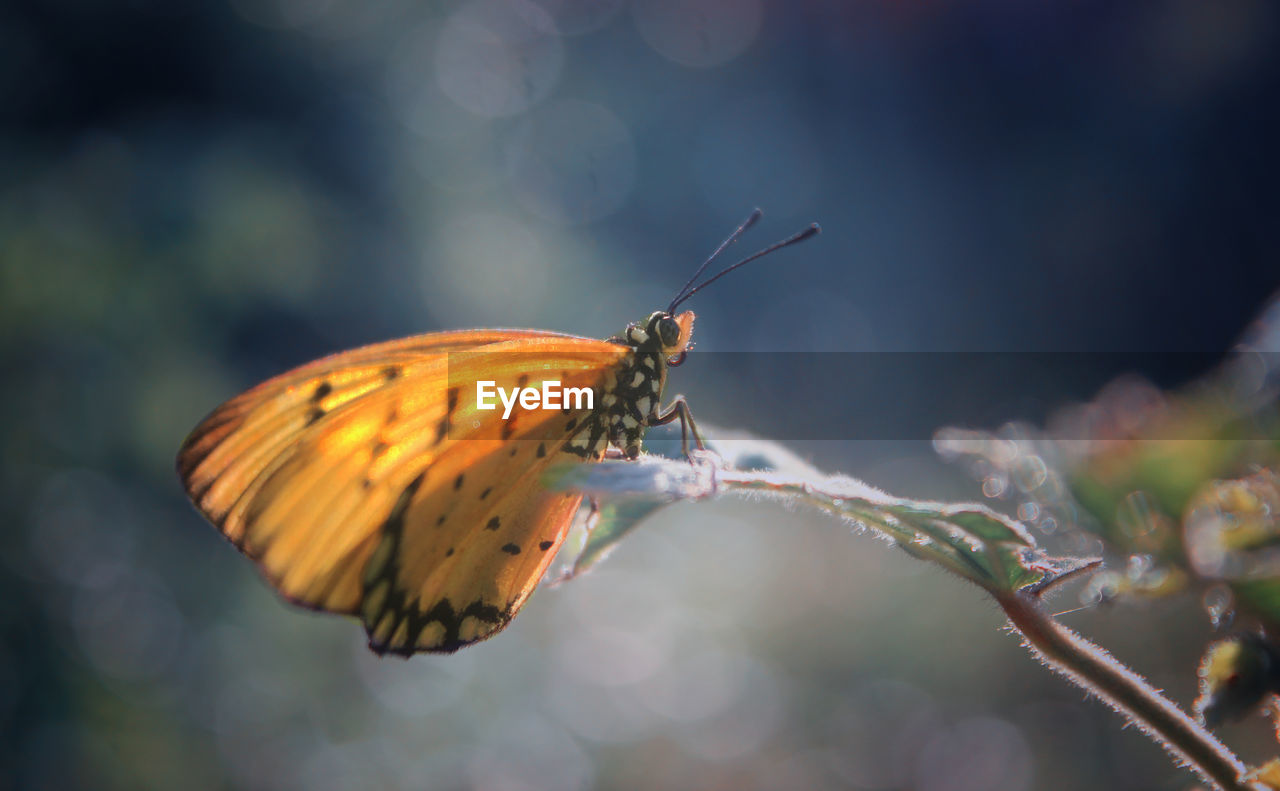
<box><xmin>624</xmin><ymin>310</ymin><xmax>696</xmax><ymax>364</ymax></box>
<box><xmin>618</xmin><ymin>211</ymin><xmax>818</xmax><ymax>367</ymax></box>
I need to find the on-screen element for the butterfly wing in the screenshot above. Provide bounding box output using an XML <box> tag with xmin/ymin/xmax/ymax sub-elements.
<box><xmin>177</xmin><ymin>330</ymin><xmax>631</xmax><ymax>653</ymax></box>
<box><xmin>357</xmin><ymin>338</ymin><xmax>634</xmax><ymax>654</ymax></box>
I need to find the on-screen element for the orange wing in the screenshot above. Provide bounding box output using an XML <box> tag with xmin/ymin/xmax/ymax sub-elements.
<box><xmin>177</xmin><ymin>329</ymin><xmax>632</xmax><ymax>654</ymax></box>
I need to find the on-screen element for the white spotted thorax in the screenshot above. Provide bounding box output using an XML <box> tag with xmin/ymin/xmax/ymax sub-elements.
<box><xmin>563</xmin><ymin>310</ymin><xmax>695</xmax><ymax>460</ymax></box>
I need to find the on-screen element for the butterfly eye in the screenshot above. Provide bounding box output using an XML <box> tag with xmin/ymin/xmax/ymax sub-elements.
<box><xmin>656</xmin><ymin>316</ymin><xmax>682</xmax><ymax>348</ymax></box>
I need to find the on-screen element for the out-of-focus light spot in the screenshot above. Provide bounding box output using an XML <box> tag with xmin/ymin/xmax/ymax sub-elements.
<box><xmin>545</xmin><ymin>675</ymin><xmax>662</xmax><ymax>744</ymax></box>
<box><xmin>132</xmin><ymin>355</ymin><xmax>232</xmax><ymax>474</ymax></box>
<box><xmin>180</xmin><ymin>624</ymin><xmax>254</xmax><ymax>730</ymax></box>
<box><xmin>353</xmin><ymin>640</ymin><xmax>474</xmax><ymax>716</ymax></box>
<box><xmin>214</xmin><ymin>666</ymin><xmax>337</xmax><ymax>790</ymax></box>
<box><xmin>677</xmin><ymin>656</ymin><xmax>784</xmax><ymax>761</ymax></box>
<box><xmin>1227</xmin><ymin>348</ymin><xmax>1271</xmax><ymax>401</ymax></box>
<box><xmin>825</xmin><ymin>679</ymin><xmax>942</xmax><ymax>789</ymax></box>
<box><xmin>192</xmin><ymin>148</ymin><xmax>325</xmax><ymax>302</ymax></box>
<box><xmin>29</xmin><ymin>470</ymin><xmax>136</xmax><ymax>587</ymax></box>
<box><xmin>71</xmin><ymin>572</ymin><xmax>184</xmax><ymax>683</ymax></box>
<box><xmin>982</xmin><ymin>474</ymin><xmax>1008</xmax><ymax>498</ymax></box>
<box><xmin>418</xmin><ymin>210</ymin><xmax>562</xmax><ymax>326</ymax></box>
<box><xmin>656</xmin><ymin>505</ymin><xmax>774</xmax><ymax>612</ymax></box>
<box><xmin>632</xmin><ymin>0</ymin><xmax>764</xmax><ymax>68</ymax></box>
<box><xmin>751</xmin><ymin>750</ymin><xmax>843</xmax><ymax>790</ymax></box>
<box><xmin>639</xmin><ymin>643</ymin><xmax>749</xmax><ymax>722</ymax></box>
<box><xmin>505</xmin><ymin>100</ymin><xmax>636</xmax><ymax>225</ymax></box>
<box><xmin>557</xmin><ymin>566</ymin><xmax>682</xmax><ymax>681</ymax></box>
<box><xmin>913</xmin><ymin>716</ymin><xmax>1032</xmax><ymax>791</ymax></box>
<box><xmin>530</xmin><ymin>0</ymin><xmax>624</xmax><ymax>35</ymax></box>
<box><xmin>387</xmin><ymin>22</ymin><xmax>493</xmax><ymax>143</ymax></box>
<box><xmin>297</xmin><ymin>0</ymin><xmax>406</xmax><ymax>42</ymax></box>
<box><xmin>437</xmin><ymin>0</ymin><xmax>563</xmax><ymax>118</ymax></box>
<box><xmin>403</xmin><ymin>131</ymin><xmax>505</xmax><ymax>195</ymax></box>
<box><xmin>694</xmin><ymin>94</ymin><xmax>821</xmax><ymax>222</ymax></box>
<box><xmin>466</xmin><ymin>713</ymin><xmax>594</xmax><ymax>791</ymax></box>
<box><xmin>373</xmin><ymin>749</ymin><xmax>467</xmax><ymax>791</ymax></box>
<box><xmin>298</xmin><ymin>743</ymin><xmax>367</xmax><ymax>791</ymax></box>
<box><xmin>555</xmin><ymin>628</ymin><xmax>668</xmax><ymax>688</ymax></box>
<box><xmin>1011</xmin><ymin>455</ymin><xmax>1048</xmax><ymax>493</ymax></box>
<box><xmin>1204</xmin><ymin>584</ymin><xmax>1235</xmax><ymax>630</ymax></box>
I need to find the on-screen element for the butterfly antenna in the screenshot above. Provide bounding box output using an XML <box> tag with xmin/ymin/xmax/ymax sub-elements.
<box><xmin>668</xmin><ymin>208</ymin><xmax>763</xmax><ymax>312</ymax></box>
<box><xmin>669</xmin><ymin>221</ymin><xmax>821</xmax><ymax>311</ymax></box>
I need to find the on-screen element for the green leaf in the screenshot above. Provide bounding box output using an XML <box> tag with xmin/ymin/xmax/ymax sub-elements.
<box><xmin>553</xmin><ymin>428</ymin><xmax>1096</xmax><ymax>596</ymax></box>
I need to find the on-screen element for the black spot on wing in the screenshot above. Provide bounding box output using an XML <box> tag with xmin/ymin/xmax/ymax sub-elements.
<box><xmin>360</xmin><ymin>472</ymin><xmax>509</xmax><ymax>655</ymax></box>
<box><xmin>486</xmin><ymin>516</ymin><xmax>501</xmax><ymax>530</ymax></box>
<box><xmin>315</xmin><ymin>468</ymin><xmax>420</xmax><ymax>607</ymax></box>
<box><xmin>389</xmin><ymin>473</ymin><xmax>426</xmax><ymax>528</ymax></box>
<box><xmin>539</xmin><ymin>540</ymin><xmax>553</xmax><ymax>551</ymax></box>
<box><xmin>358</xmin><ymin>470</ymin><xmax>428</xmax><ymax>621</ymax></box>
<box><xmin>501</xmin><ymin>543</ymin><xmax>520</xmax><ymax>555</ymax></box>
<box><xmin>437</xmin><ymin>386</ymin><xmax>461</xmax><ymax>442</ymax></box>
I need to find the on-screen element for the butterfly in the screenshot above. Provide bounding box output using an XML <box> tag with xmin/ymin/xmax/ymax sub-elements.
<box><xmin>176</xmin><ymin>209</ymin><xmax>819</xmax><ymax>655</ymax></box>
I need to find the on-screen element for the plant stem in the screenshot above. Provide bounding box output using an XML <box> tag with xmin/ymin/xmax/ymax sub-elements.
<box><xmin>997</xmin><ymin>591</ymin><xmax>1255</xmax><ymax>791</ymax></box>
<box><xmin>560</xmin><ymin>454</ymin><xmax>1260</xmax><ymax>789</ymax></box>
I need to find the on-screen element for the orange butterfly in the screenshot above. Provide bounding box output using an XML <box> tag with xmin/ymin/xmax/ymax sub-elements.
<box><xmin>177</xmin><ymin>210</ymin><xmax>818</xmax><ymax>655</ymax></box>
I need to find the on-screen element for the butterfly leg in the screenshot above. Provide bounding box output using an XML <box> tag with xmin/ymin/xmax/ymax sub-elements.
<box><xmin>652</xmin><ymin>395</ymin><xmax>705</xmax><ymax>457</ymax></box>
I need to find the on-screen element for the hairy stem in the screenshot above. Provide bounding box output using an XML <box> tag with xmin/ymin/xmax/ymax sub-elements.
<box><xmin>559</xmin><ymin>453</ymin><xmax>1259</xmax><ymax>788</ymax></box>
<box><xmin>997</xmin><ymin>591</ymin><xmax>1254</xmax><ymax>791</ymax></box>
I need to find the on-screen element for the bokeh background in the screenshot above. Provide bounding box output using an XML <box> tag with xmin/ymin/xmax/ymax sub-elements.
<box><xmin>5</xmin><ymin>1</ymin><xmax>1280</xmax><ymax>788</ymax></box>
